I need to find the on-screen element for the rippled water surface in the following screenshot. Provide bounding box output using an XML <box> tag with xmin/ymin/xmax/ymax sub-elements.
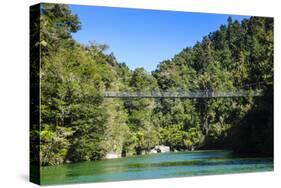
<box><xmin>40</xmin><ymin>150</ymin><xmax>273</xmax><ymax>185</ymax></box>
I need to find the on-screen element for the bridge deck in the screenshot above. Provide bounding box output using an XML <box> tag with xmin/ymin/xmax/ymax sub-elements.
<box><xmin>103</xmin><ymin>90</ymin><xmax>262</xmax><ymax>98</ymax></box>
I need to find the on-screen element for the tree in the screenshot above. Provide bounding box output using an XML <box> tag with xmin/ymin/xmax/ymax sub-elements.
<box><xmin>37</xmin><ymin>6</ymin><xmax>274</xmax><ymax>166</ymax></box>
<box><xmin>40</xmin><ymin>4</ymin><xmax>81</xmax><ymax>55</ymax></box>
<box><xmin>125</xmin><ymin>68</ymin><xmax>160</xmax><ymax>154</ymax></box>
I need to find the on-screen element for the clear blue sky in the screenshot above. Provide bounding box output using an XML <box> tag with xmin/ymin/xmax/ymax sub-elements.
<box><xmin>70</xmin><ymin>5</ymin><xmax>249</xmax><ymax>72</ymax></box>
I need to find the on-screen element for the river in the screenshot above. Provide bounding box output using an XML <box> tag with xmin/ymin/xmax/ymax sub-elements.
<box><xmin>40</xmin><ymin>150</ymin><xmax>273</xmax><ymax>185</ymax></box>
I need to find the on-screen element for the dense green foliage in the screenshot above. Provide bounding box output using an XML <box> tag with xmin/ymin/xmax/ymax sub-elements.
<box><xmin>31</xmin><ymin>4</ymin><xmax>273</xmax><ymax>166</ymax></box>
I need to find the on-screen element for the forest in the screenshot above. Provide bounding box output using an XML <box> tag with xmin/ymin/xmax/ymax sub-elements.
<box><xmin>30</xmin><ymin>4</ymin><xmax>273</xmax><ymax>166</ymax></box>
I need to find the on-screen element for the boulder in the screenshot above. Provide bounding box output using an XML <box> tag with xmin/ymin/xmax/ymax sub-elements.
<box><xmin>154</xmin><ymin>145</ymin><xmax>170</xmax><ymax>153</ymax></box>
<box><xmin>65</xmin><ymin>159</ymin><xmax>72</xmax><ymax>164</ymax></box>
<box><xmin>105</xmin><ymin>152</ymin><xmax>121</xmax><ymax>159</ymax></box>
<box><xmin>140</xmin><ymin>150</ymin><xmax>147</xmax><ymax>155</ymax></box>
<box><xmin>149</xmin><ymin>148</ymin><xmax>158</xmax><ymax>154</ymax></box>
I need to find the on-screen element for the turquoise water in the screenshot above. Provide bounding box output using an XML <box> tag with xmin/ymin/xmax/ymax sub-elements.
<box><xmin>40</xmin><ymin>150</ymin><xmax>273</xmax><ymax>185</ymax></box>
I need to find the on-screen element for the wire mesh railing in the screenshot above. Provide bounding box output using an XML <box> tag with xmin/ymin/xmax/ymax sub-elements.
<box><xmin>102</xmin><ymin>90</ymin><xmax>263</xmax><ymax>98</ymax></box>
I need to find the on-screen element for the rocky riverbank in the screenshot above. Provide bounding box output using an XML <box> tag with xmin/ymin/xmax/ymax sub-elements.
<box><xmin>104</xmin><ymin>145</ymin><xmax>171</xmax><ymax>159</ymax></box>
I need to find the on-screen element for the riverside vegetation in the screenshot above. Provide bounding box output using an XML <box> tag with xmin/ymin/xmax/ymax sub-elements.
<box><xmin>31</xmin><ymin>4</ymin><xmax>273</xmax><ymax>166</ymax></box>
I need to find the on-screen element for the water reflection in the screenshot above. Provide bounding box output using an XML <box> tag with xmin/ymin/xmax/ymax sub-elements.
<box><xmin>41</xmin><ymin>150</ymin><xmax>273</xmax><ymax>185</ymax></box>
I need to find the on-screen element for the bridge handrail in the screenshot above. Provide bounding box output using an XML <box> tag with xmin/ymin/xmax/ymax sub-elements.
<box><xmin>103</xmin><ymin>89</ymin><xmax>263</xmax><ymax>98</ymax></box>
